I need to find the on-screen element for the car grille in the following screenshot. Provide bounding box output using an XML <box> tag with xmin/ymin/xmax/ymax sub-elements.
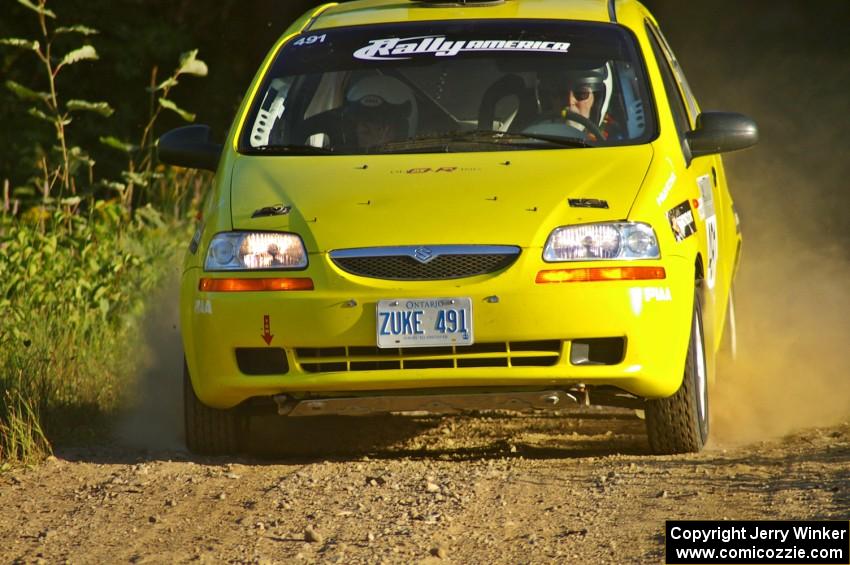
<box><xmin>295</xmin><ymin>341</ymin><xmax>563</xmax><ymax>373</ymax></box>
<box><xmin>329</xmin><ymin>245</ymin><xmax>521</xmax><ymax>280</ymax></box>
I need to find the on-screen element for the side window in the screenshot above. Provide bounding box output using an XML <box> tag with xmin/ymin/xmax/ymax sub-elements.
<box><xmin>645</xmin><ymin>23</ymin><xmax>691</xmax><ymax>149</ymax></box>
<box><xmin>648</xmin><ymin>22</ymin><xmax>699</xmax><ymax>124</ymax></box>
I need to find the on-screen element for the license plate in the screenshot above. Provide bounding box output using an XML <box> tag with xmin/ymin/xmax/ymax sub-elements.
<box><xmin>376</xmin><ymin>297</ymin><xmax>473</xmax><ymax>348</ymax></box>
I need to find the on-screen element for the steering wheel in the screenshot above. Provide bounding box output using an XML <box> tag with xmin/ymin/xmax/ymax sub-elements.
<box><xmin>521</xmin><ymin>110</ymin><xmax>605</xmax><ymax>143</ymax></box>
<box><xmin>560</xmin><ymin>111</ymin><xmax>605</xmax><ymax>141</ymax></box>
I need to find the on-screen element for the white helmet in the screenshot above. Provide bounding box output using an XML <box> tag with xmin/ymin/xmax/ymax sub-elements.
<box><xmin>538</xmin><ymin>62</ymin><xmax>614</xmax><ymax>127</ymax></box>
<box><xmin>345</xmin><ymin>75</ymin><xmax>418</xmax><ymax>138</ymax></box>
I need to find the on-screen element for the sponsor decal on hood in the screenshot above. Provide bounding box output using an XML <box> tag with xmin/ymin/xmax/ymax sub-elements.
<box><xmin>353</xmin><ymin>36</ymin><xmax>571</xmax><ymax>61</ymax></box>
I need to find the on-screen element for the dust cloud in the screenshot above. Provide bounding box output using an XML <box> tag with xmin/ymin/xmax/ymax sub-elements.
<box><xmin>116</xmin><ymin>271</ymin><xmax>184</xmax><ymax>451</ymax></box>
<box><xmin>710</xmin><ymin>162</ymin><xmax>850</xmax><ymax>445</ymax></box>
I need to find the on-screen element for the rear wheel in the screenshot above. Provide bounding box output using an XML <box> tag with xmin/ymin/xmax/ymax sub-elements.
<box><xmin>183</xmin><ymin>360</ymin><xmax>244</xmax><ymax>455</ymax></box>
<box><xmin>645</xmin><ymin>288</ymin><xmax>709</xmax><ymax>454</ymax></box>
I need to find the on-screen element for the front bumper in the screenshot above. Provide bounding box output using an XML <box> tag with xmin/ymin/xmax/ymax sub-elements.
<box><xmin>181</xmin><ymin>252</ymin><xmax>694</xmax><ymax>409</ymax></box>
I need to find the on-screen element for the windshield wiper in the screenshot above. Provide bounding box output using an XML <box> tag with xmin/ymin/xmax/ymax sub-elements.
<box><xmin>488</xmin><ymin>131</ymin><xmax>596</xmax><ymax>148</ymax></box>
<box><xmin>373</xmin><ymin>130</ymin><xmax>594</xmax><ymax>153</ymax></box>
<box><xmin>244</xmin><ymin>144</ymin><xmax>334</xmax><ymax>155</ymax></box>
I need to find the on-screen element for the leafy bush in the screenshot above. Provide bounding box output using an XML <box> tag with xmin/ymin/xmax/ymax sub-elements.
<box><xmin>0</xmin><ymin>0</ymin><xmax>212</xmax><ymax>462</ymax></box>
<box><xmin>0</xmin><ymin>203</ymin><xmax>193</xmax><ymax>461</ymax></box>
<box><xmin>1</xmin><ymin>0</ymin><xmax>209</xmax><ymax>213</ymax></box>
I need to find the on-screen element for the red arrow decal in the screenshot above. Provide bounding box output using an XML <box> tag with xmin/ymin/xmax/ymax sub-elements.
<box><xmin>262</xmin><ymin>315</ymin><xmax>274</xmax><ymax>345</ymax></box>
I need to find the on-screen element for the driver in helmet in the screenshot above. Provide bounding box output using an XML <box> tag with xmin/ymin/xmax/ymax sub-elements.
<box><xmin>344</xmin><ymin>75</ymin><xmax>417</xmax><ymax>149</ymax></box>
<box><xmin>536</xmin><ymin>64</ymin><xmax>622</xmax><ymax>142</ymax></box>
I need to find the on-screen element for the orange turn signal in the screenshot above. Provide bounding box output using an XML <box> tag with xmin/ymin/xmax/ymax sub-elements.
<box><xmin>199</xmin><ymin>277</ymin><xmax>314</xmax><ymax>292</ymax></box>
<box><xmin>535</xmin><ymin>266</ymin><xmax>666</xmax><ymax>284</ymax></box>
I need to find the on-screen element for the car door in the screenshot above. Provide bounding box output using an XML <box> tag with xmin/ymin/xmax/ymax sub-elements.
<box><xmin>644</xmin><ymin>21</ymin><xmax>730</xmax><ymax>354</ymax></box>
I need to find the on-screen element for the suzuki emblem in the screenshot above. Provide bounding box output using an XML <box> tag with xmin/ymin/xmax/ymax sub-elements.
<box><xmin>412</xmin><ymin>247</ymin><xmax>435</xmax><ymax>263</ymax></box>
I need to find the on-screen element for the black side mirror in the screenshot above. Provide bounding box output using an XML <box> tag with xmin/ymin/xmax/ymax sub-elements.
<box><xmin>157</xmin><ymin>125</ymin><xmax>222</xmax><ymax>172</ymax></box>
<box><xmin>686</xmin><ymin>112</ymin><xmax>758</xmax><ymax>159</ymax></box>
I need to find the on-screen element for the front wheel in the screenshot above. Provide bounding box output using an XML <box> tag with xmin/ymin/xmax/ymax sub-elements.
<box><xmin>183</xmin><ymin>360</ymin><xmax>244</xmax><ymax>456</ymax></box>
<box><xmin>645</xmin><ymin>288</ymin><xmax>709</xmax><ymax>454</ymax></box>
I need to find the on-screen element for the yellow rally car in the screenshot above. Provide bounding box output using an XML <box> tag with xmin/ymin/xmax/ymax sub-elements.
<box><xmin>158</xmin><ymin>0</ymin><xmax>757</xmax><ymax>455</ymax></box>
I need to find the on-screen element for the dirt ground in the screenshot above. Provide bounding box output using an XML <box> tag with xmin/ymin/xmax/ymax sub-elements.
<box><xmin>1</xmin><ymin>407</ymin><xmax>847</xmax><ymax>564</ymax></box>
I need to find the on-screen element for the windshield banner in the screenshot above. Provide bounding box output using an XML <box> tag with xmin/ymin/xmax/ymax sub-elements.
<box><xmin>354</xmin><ymin>36</ymin><xmax>571</xmax><ymax>61</ymax></box>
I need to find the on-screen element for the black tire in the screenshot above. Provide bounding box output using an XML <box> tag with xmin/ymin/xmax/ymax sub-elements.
<box><xmin>183</xmin><ymin>360</ymin><xmax>244</xmax><ymax>456</ymax></box>
<box><xmin>645</xmin><ymin>288</ymin><xmax>709</xmax><ymax>454</ymax></box>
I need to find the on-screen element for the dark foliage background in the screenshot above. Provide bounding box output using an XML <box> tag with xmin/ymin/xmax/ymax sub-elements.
<box><xmin>0</xmin><ymin>0</ymin><xmax>321</xmax><ymax>187</ymax></box>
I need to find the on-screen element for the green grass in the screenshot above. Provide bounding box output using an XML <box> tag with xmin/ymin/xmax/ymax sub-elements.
<box><xmin>0</xmin><ymin>202</ymin><xmax>192</xmax><ymax>462</ymax></box>
<box><xmin>0</xmin><ymin>388</ymin><xmax>50</xmax><ymax>462</ymax></box>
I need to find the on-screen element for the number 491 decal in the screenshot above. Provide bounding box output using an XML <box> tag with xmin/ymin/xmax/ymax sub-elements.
<box><xmin>293</xmin><ymin>34</ymin><xmax>327</xmax><ymax>47</ymax></box>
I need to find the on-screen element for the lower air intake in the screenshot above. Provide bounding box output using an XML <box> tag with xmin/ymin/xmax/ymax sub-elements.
<box><xmin>569</xmin><ymin>338</ymin><xmax>626</xmax><ymax>366</ymax></box>
<box><xmin>296</xmin><ymin>340</ymin><xmax>562</xmax><ymax>373</ymax></box>
<box><xmin>235</xmin><ymin>348</ymin><xmax>289</xmax><ymax>375</ymax></box>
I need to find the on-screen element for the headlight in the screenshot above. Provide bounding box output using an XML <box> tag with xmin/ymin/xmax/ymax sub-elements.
<box><xmin>204</xmin><ymin>232</ymin><xmax>308</xmax><ymax>271</ymax></box>
<box><xmin>543</xmin><ymin>222</ymin><xmax>660</xmax><ymax>261</ymax></box>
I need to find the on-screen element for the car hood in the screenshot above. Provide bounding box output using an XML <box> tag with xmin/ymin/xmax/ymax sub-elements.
<box><xmin>230</xmin><ymin>146</ymin><xmax>654</xmax><ymax>252</ymax></box>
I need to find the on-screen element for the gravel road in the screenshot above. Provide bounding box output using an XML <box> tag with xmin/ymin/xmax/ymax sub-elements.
<box><xmin>2</xmin><ymin>408</ymin><xmax>847</xmax><ymax>564</ymax></box>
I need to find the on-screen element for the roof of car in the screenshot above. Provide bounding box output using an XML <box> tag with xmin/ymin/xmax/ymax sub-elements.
<box><xmin>310</xmin><ymin>0</ymin><xmax>643</xmax><ymax>30</ymax></box>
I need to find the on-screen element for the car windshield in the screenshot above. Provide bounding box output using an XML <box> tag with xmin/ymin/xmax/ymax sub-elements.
<box><xmin>239</xmin><ymin>19</ymin><xmax>656</xmax><ymax>155</ymax></box>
